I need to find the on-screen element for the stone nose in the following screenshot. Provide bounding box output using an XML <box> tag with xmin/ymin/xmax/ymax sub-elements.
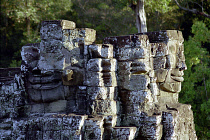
<box><xmin>179</xmin><ymin>62</ymin><xmax>187</xmax><ymax>71</ymax></box>
<box><xmin>34</xmin><ymin>58</ymin><xmax>55</xmax><ymax>75</ymax></box>
<box><xmin>32</xmin><ymin>66</ymin><xmax>54</xmax><ymax>76</ymax></box>
<box><xmin>32</xmin><ymin>67</ymin><xmax>41</xmax><ymax>75</ymax></box>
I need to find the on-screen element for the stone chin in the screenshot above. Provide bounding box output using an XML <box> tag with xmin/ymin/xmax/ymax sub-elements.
<box><xmin>159</xmin><ymin>69</ymin><xmax>184</xmax><ymax>93</ymax></box>
<box><xmin>160</xmin><ymin>82</ymin><xmax>182</xmax><ymax>93</ymax></box>
<box><xmin>26</xmin><ymin>72</ymin><xmax>65</xmax><ymax>103</ymax></box>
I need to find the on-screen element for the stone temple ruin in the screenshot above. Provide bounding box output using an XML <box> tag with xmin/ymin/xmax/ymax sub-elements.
<box><xmin>0</xmin><ymin>20</ymin><xmax>197</xmax><ymax>139</ymax></box>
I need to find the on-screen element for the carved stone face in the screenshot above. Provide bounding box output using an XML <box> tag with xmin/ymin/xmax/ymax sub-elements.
<box><xmin>21</xmin><ymin>21</ymin><xmax>95</xmax><ymax>103</ymax></box>
<box><xmin>21</xmin><ymin>43</ymin><xmax>67</xmax><ymax>102</ymax></box>
<box><xmin>154</xmin><ymin>41</ymin><xmax>187</xmax><ymax>93</ymax></box>
<box><xmin>105</xmin><ymin>32</ymin><xmax>187</xmax><ymax>94</ymax></box>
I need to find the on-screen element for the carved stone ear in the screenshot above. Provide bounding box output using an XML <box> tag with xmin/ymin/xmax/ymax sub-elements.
<box><xmin>165</xmin><ymin>55</ymin><xmax>171</xmax><ymax>69</ymax></box>
<box><xmin>62</xmin><ymin>69</ymin><xmax>73</xmax><ymax>82</ymax></box>
<box><xmin>21</xmin><ymin>43</ymin><xmax>40</xmax><ymax>70</ymax></box>
<box><xmin>88</xmin><ymin>44</ymin><xmax>114</xmax><ymax>59</ymax></box>
<box><xmin>62</xmin><ymin>69</ymin><xmax>84</xmax><ymax>86</ymax></box>
<box><xmin>155</xmin><ymin>69</ymin><xmax>168</xmax><ymax>82</ymax></box>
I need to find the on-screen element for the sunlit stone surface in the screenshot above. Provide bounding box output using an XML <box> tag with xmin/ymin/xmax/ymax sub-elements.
<box><xmin>0</xmin><ymin>20</ymin><xmax>197</xmax><ymax>139</ymax></box>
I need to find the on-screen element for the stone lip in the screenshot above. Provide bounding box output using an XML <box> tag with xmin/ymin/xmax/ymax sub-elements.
<box><xmin>171</xmin><ymin>76</ymin><xmax>184</xmax><ymax>82</ymax></box>
<box><xmin>27</xmin><ymin>72</ymin><xmax>63</xmax><ymax>90</ymax></box>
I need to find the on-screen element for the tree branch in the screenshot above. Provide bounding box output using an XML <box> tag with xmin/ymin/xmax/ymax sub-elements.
<box><xmin>174</xmin><ymin>0</ymin><xmax>210</xmax><ymax>18</ymax></box>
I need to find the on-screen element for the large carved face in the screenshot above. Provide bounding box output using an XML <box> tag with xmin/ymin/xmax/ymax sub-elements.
<box><xmin>153</xmin><ymin>41</ymin><xmax>187</xmax><ymax>93</ymax></box>
<box><xmin>21</xmin><ymin>21</ymin><xmax>95</xmax><ymax>103</ymax></box>
<box><xmin>105</xmin><ymin>32</ymin><xmax>187</xmax><ymax>94</ymax></box>
<box><xmin>21</xmin><ymin>43</ymin><xmax>70</xmax><ymax>103</ymax></box>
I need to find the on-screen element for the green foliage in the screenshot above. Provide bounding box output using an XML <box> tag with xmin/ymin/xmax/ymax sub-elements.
<box><xmin>65</xmin><ymin>0</ymin><xmax>137</xmax><ymax>43</ymax></box>
<box><xmin>179</xmin><ymin>20</ymin><xmax>210</xmax><ymax>139</ymax></box>
<box><xmin>145</xmin><ymin>0</ymin><xmax>173</xmax><ymax>13</ymax></box>
<box><xmin>9</xmin><ymin>60</ymin><xmax>22</xmax><ymax>68</ymax></box>
<box><xmin>0</xmin><ymin>0</ymin><xmax>73</xmax><ymax>67</ymax></box>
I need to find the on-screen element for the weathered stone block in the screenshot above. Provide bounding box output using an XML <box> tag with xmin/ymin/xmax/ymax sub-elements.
<box><xmin>90</xmin><ymin>100</ymin><xmax>117</xmax><ymax>115</ymax></box>
<box><xmin>41</xmin><ymin>24</ymin><xmax>62</xmax><ymax>40</ymax></box>
<box><xmin>151</xmin><ymin>42</ymin><xmax>168</xmax><ymax>57</ymax></box>
<box><xmin>157</xmin><ymin>90</ymin><xmax>179</xmax><ymax>104</ymax></box>
<box><xmin>40</xmin><ymin>39</ymin><xmax>63</xmax><ymax>53</ymax></box>
<box><xmin>87</xmin><ymin>87</ymin><xmax>117</xmax><ymax>100</ymax></box>
<box><xmin>0</xmin><ymin>130</ymin><xmax>12</xmax><ymax>140</ymax></box>
<box><xmin>117</xmin><ymin>47</ymin><xmax>149</xmax><ymax>61</ymax></box>
<box><xmin>103</xmin><ymin>35</ymin><xmax>132</xmax><ymax>48</ymax></box>
<box><xmin>149</xmin><ymin>83</ymin><xmax>160</xmax><ymax>102</ymax></box>
<box><xmin>119</xmin><ymin>114</ymin><xmax>162</xmax><ymax>127</ymax></box>
<box><xmin>153</xmin><ymin>56</ymin><xmax>166</xmax><ymax>70</ymax></box>
<box><xmin>61</xmin><ymin>129</ymin><xmax>81</xmax><ymax>140</ymax></box>
<box><xmin>27</xmin><ymin>83</ymin><xmax>64</xmax><ymax>103</ymax></box>
<box><xmin>103</xmin><ymin>115</ymin><xmax>117</xmax><ymax>127</ymax></box>
<box><xmin>62</xmin><ymin>114</ymin><xmax>87</xmax><ymax>130</ymax></box>
<box><xmin>118</xmin><ymin>59</ymin><xmax>152</xmax><ymax>74</ymax></box>
<box><xmin>38</xmin><ymin>52</ymin><xmax>64</xmax><ymax>71</ymax></box>
<box><xmin>40</xmin><ymin>20</ymin><xmax>76</xmax><ymax>40</ymax></box>
<box><xmin>88</xmin><ymin>44</ymin><xmax>113</xmax><ymax>58</ymax></box>
<box><xmin>43</xmin><ymin>117</ymin><xmax>62</xmax><ymax>131</ymax></box>
<box><xmin>121</xmin><ymin>103</ymin><xmax>141</xmax><ymax>115</ymax></box>
<box><xmin>27</xmin><ymin>89</ymin><xmax>42</xmax><ymax>102</ymax></box>
<box><xmin>118</xmin><ymin>74</ymin><xmax>150</xmax><ymax>90</ymax></box>
<box><xmin>21</xmin><ymin>44</ymin><xmax>40</xmax><ymax>69</ymax></box>
<box><xmin>42</xmin><ymin>87</ymin><xmax>65</xmax><ymax>103</ymax></box>
<box><xmin>119</xmin><ymin>90</ymin><xmax>153</xmax><ymax>105</ymax></box>
<box><xmin>43</xmin><ymin>130</ymin><xmax>61</xmax><ymax>140</ymax></box>
<box><xmin>44</xmin><ymin>100</ymin><xmax>67</xmax><ymax>113</ymax></box>
<box><xmin>138</xmin><ymin>124</ymin><xmax>163</xmax><ymax>140</ymax></box>
<box><xmin>70</xmin><ymin>28</ymin><xmax>96</xmax><ymax>45</ymax></box>
<box><xmin>114</xmin><ymin>35</ymin><xmax>132</xmax><ymax>48</ymax></box>
<box><xmin>167</xmin><ymin>30</ymin><xmax>180</xmax><ymax>41</ymax></box>
<box><xmin>87</xmin><ymin>58</ymin><xmax>117</xmax><ymax>72</ymax></box>
<box><xmin>61</xmin><ymin>20</ymin><xmax>76</xmax><ymax>30</ymax></box>
<box><xmin>104</xmin><ymin>34</ymin><xmax>150</xmax><ymax>49</ymax></box>
<box><xmin>111</xmin><ymin>127</ymin><xmax>137</xmax><ymax>140</ymax></box>
<box><xmin>167</xmin><ymin>40</ymin><xmax>179</xmax><ymax>55</ymax></box>
<box><xmin>85</xmin><ymin>72</ymin><xmax>117</xmax><ymax>87</ymax></box>
<box><xmin>143</xmin><ymin>30</ymin><xmax>181</xmax><ymax>43</ymax></box>
<box><xmin>27</xmin><ymin>103</ymin><xmax>45</xmax><ymax>115</ymax></box>
<box><xmin>83</xmin><ymin>117</ymin><xmax>104</xmax><ymax>140</ymax></box>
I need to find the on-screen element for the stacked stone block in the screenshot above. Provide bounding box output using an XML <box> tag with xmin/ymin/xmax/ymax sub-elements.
<box><xmin>111</xmin><ymin>127</ymin><xmax>137</xmax><ymax>140</ymax></box>
<box><xmin>83</xmin><ymin>117</ymin><xmax>104</xmax><ymax>139</ymax></box>
<box><xmin>104</xmin><ymin>30</ymin><xmax>197</xmax><ymax>139</ymax></box>
<box><xmin>11</xmin><ymin>114</ymin><xmax>88</xmax><ymax>140</ymax></box>
<box><xmin>144</xmin><ymin>31</ymin><xmax>186</xmax><ymax>103</ymax></box>
<box><xmin>162</xmin><ymin>104</ymin><xmax>197</xmax><ymax>140</ymax></box>
<box><xmin>104</xmin><ymin>35</ymin><xmax>154</xmax><ymax>124</ymax></box>
<box><xmin>0</xmin><ymin>20</ymin><xmax>197</xmax><ymax>140</ymax></box>
<box><xmin>0</xmin><ymin>68</ymin><xmax>25</xmax><ymax>119</ymax></box>
<box><xmin>85</xmin><ymin>44</ymin><xmax>118</xmax><ymax>115</ymax></box>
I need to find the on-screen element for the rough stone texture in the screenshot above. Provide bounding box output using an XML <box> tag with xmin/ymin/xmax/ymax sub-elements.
<box><xmin>0</xmin><ymin>20</ymin><xmax>197</xmax><ymax>140</ymax></box>
<box><xmin>83</xmin><ymin>117</ymin><xmax>104</xmax><ymax>139</ymax></box>
<box><xmin>111</xmin><ymin>127</ymin><xmax>137</xmax><ymax>140</ymax></box>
